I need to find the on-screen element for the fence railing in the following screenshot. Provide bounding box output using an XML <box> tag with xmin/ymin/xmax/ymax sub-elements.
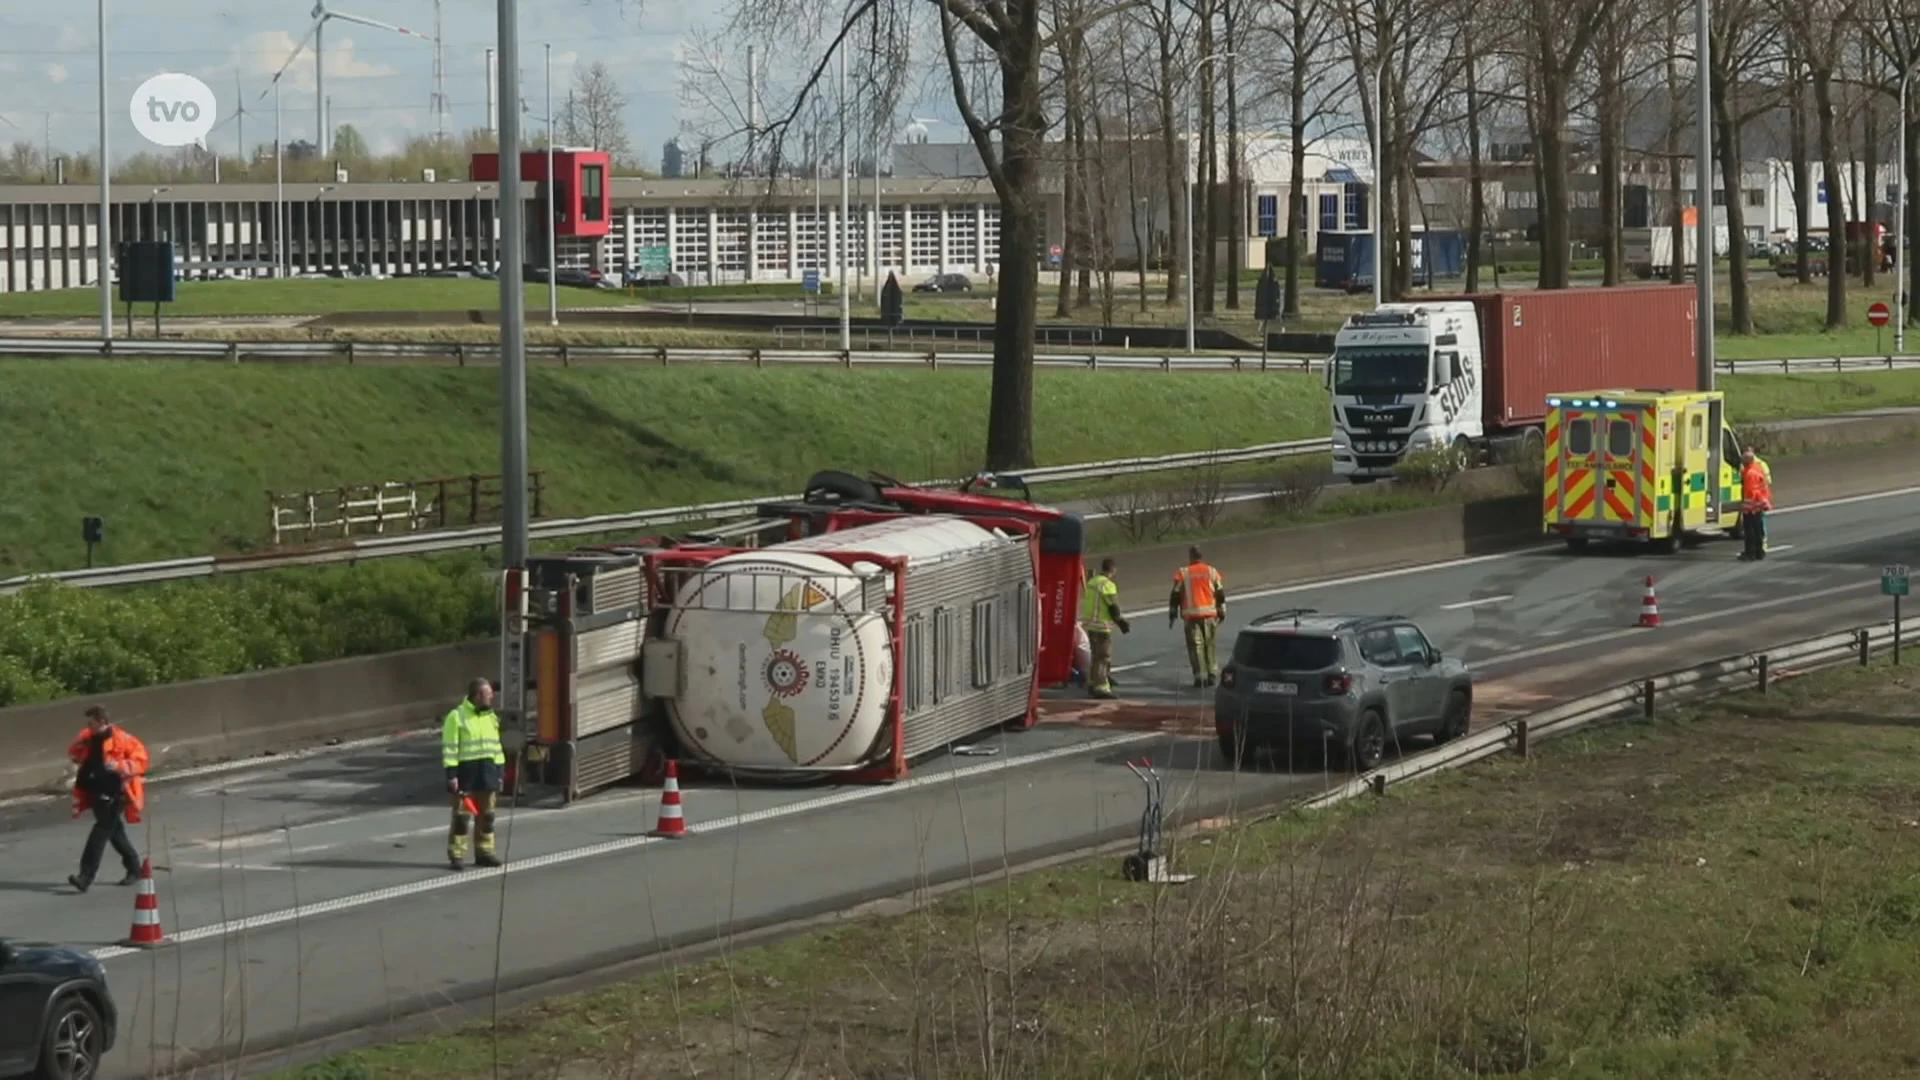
<box><xmin>0</xmin><ymin>336</ymin><xmax>1320</xmax><ymax>372</ymax></box>
<box><xmin>3</xmin><ymin>334</ymin><xmax>1915</xmax><ymax>376</ymax></box>
<box><xmin>0</xmin><ymin>439</ymin><xmax>1330</xmax><ymax>593</ymax></box>
<box><xmin>267</xmin><ymin>471</ymin><xmax>548</xmax><ymax>545</ymax></box>
<box><xmin>1302</xmin><ymin>616</ymin><xmax>1917</xmax><ymax>811</ymax></box>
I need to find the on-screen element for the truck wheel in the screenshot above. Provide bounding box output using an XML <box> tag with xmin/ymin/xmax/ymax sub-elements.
<box><xmin>1650</xmin><ymin>535</ymin><xmax>1679</xmax><ymax>555</ymax></box>
<box><xmin>1348</xmin><ymin>476</ymin><xmax>1378</xmax><ymax>486</ymax></box>
<box><xmin>1450</xmin><ymin>436</ymin><xmax>1475</xmax><ymax>467</ymax></box>
<box><xmin>804</xmin><ymin>470</ymin><xmax>881</xmax><ymax>505</ymax></box>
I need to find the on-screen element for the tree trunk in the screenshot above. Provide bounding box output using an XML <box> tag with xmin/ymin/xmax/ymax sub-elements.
<box><xmin>1666</xmin><ymin>17</ymin><xmax>1687</xmax><ymax>281</ymax></box>
<box><xmin>1597</xmin><ymin>24</ymin><xmax>1622</xmax><ymax>287</ymax></box>
<box><xmin>1863</xmin><ymin>95</ymin><xmax>1879</xmax><ymax>289</ymax></box>
<box><xmin>1464</xmin><ymin>32</ymin><xmax>1485</xmax><ymax>293</ymax></box>
<box><xmin>1054</xmin><ymin>139</ymin><xmax>1076</xmax><ymax>318</ymax></box>
<box><xmin>984</xmin><ymin>7</ymin><xmax>1044</xmax><ymax>472</ymax></box>
<box><xmin>1198</xmin><ymin>9</ymin><xmax>1219</xmax><ymax>315</ymax></box>
<box><xmin>1814</xmin><ymin>69</ymin><xmax>1848</xmax><ymax>328</ymax></box>
<box><xmin>1123</xmin><ymin>92</ymin><xmax>1150</xmax><ymax>313</ymax></box>
<box><xmin>1712</xmin><ymin>60</ymin><xmax>1754</xmax><ymax>333</ymax></box>
<box><xmin>1907</xmin><ymin>110</ymin><xmax>1919</xmax><ymax>327</ymax></box>
<box><xmin>1224</xmin><ymin>5</ymin><xmax>1242</xmax><ymax>310</ymax></box>
<box><xmin>1788</xmin><ymin>52</ymin><xmax>1812</xmax><ymax>283</ymax></box>
<box><xmin>1155</xmin><ymin>1</ymin><xmax>1182</xmax><ymax>306</ymax></box>
<box><xmin>1283</xmin><ymin>14</ymin><xmax>1309</xmax><ymax>315</ymax></box>
<box><xmin>1377</xmin><ymin>57</ymin><xmax>1398</xmax><ymax>300</ymax></box>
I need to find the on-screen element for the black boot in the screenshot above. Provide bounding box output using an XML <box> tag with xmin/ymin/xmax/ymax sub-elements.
<box><xmin>67</xmin><ymin>874</ymin><xmax>92</xmax><ymax>894</ymax></box>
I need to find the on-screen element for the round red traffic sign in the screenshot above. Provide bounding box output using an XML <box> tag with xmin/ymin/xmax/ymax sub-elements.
<box><xmin>1868</xmin><ymin>301</ymin><xmax>1891</xmax><ymax>326</ymax></box>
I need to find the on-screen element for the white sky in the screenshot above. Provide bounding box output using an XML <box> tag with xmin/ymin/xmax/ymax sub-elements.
<box><xmin>0</xmin><ymin>2</ymin><xmax>723</xmax><ymax>167</ymax></box>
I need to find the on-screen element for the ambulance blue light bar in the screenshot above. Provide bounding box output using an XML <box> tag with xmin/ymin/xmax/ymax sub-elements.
<box><xmin>1547</xmin><ymin>397</ymin><xmax>1622</xmax><ymax>409</ymax></box>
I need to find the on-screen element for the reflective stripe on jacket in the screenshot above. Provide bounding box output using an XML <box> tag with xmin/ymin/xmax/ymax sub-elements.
<box><xmin>1741</xmin><ymin>461</ymin><xmax>1773</xmax><ymax>512</ymax></box>
<box><xmin>67</xmin><ymin>727</ymin><xmax>149</xmax><ymax>825</ymax></box>
<box><xmin>1174</xmin><ymin>562</ymin><xmax>1223</xmax><ymax>620</ymax></box>
<box><xmin>1081</xmin><ymin>574</ymin><xmax>1118</xmax><ymax>633</ymax></box>
<box><xmin>442</xmin><ymin>700</ymin><xmax>506</xmax><ymax>769</ymax></box>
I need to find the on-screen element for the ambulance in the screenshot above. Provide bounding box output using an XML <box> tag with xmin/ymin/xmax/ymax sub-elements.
<box><xmin>1542</xmin><ymin>389</ymin><xmax>1747</xmax><ymax>552</ymax></box>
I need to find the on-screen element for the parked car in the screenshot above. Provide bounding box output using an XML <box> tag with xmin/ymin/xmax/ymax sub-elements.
<box><xmin>1213</xmin><ymin>609</ymin><xmax>1473</xmax><ymax>772</ymax></box>
<box><xmin>912</xmin><ymin>273</ymin><xmax>973</xmax><ymax>293</ymax></box>
<box><xmin>0</xmin><ymin>937</ymin><xmax>116</xmax><ymax>1079</ymax></box>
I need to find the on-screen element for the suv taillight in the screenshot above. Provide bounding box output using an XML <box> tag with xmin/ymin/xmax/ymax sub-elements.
<box><xmin>1323</xmin><ymin>673</ymin><xmax>1352</xmax><ymax>695</ymax></box>
<box><xmin>1220</xmin><ymin>667</ymin><xmax>1236</xmax><ymax>687</ymax></box>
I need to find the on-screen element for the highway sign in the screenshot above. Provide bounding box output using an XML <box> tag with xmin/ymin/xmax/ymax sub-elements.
<box><xmin>802</xmin><ymin>269</ymin><xmax>821</xmax><ymax>294</ymax></box>
<box><xmin>637</xmin><ymin>245</ymin><xmax>671</xmax><ymax>273</ymax></box>
<box><xmin>1868</xmin><ymin>301</ymin><xmax>1892</xmax><ymax>327</ymax></box>
<box><xmin>1884</xmin><ymin>563</ymin><xmax>1911</xmax><ymax>597</ymax></box>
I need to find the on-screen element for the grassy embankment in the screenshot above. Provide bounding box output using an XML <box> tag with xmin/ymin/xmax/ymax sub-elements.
<box><xmin>269</xmin><ymin>655</ymin><xmax>1920</xmax><ymax>1080</ymax></box>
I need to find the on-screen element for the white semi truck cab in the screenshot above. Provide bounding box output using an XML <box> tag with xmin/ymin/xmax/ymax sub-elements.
<box><xmin>1328</xmin><ymin>302</ymin><xmax>1485</xmax><ymax>482</ymax></box>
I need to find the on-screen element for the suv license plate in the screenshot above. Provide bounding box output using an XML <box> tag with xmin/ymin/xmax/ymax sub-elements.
<box><xmin>1257</xmin><ymin>681</ymin><xmax>1298</xmax><ymax>695</ymax></box>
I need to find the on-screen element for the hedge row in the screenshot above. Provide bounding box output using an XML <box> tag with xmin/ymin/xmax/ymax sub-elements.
<box><xmin>0</xmin><ymin>556</ymin><xmax>497</xmax><ymax>708</ymax></box>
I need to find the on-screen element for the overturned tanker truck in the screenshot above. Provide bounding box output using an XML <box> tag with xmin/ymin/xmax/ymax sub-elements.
<box><xmin>508</xmin><ymin>470</ymin><xmax>1087</xmax><ymax>800</ymax></box>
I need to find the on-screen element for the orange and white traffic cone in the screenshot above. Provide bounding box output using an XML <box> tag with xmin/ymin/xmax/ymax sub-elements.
<box><xmin>1638</xmin><ymin>575</ymin><xmax>1662</xmax><ymax>628</ymax></box>
<box><xmin>125</xmin><ymin>858</ymin><xmax>165</xmax><ymax>948</ymax></box>
<box><xmin>650</xmin><ymin>760</ymin><xmax>687</xmax><ymax>838</ymax></box>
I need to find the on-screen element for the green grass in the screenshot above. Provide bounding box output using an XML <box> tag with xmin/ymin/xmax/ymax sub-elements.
<box><xmin>269</xmin><ymin>656</ymin><xmax>1920</xmax><ymax>1080</ymax></box>
<box><xmin>0</xmin><ymin>278</ymin><xmax>823</xmax><ymax>319</ymax></box>
<box><xmin>0</xmin><ymin>362</ymin><xmax>1331</xmax><ymax>573</ymax></box>
<box><xmin>3</xmin><ymin>359</ymin><xmax>1915</xmax><ymax>575</ymax></box>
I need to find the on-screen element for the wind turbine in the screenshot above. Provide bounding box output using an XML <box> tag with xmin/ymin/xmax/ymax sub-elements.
<box><xmin>263</xmin><ymin>1</ymin><xmax>434</xmax><ymax>158</ymax></box>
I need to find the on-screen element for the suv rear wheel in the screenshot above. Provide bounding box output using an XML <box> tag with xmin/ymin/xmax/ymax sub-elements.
<box><xmin>1350</xmin><ymin>710</ymin><xmax>1387</xmax><ymax>773</ymax></box>
<box><xmin>1217</xmin><ymin>726</ymin><xmax>1254</xmax><ymax>770</ymax></box>
<box><xmin>38</xmin><ymin>993</ymin><xmax>103</xmax><ymax>1080</ymax></box>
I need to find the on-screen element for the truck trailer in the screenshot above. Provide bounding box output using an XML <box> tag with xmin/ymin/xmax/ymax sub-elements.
<box><xmin>1328</xmin><ymin>286</ymin><xmax>1701</xmax><ymax>482</ymax></box>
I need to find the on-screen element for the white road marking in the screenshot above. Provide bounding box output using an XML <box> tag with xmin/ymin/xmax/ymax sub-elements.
<box><xmin>1442</xmin><ymin>595</ymin><xmax>1513</xmax><ymax>611</ymax></box>
<box><xmin>174</xmin><ymin>862</ymin><xmax>299</xmax><ymax>873</ymax></box>
<box><xmin>87</xmin><ymin>730</ymin><xmax>1160</xmax><ymax>963</ymax></box>
<box><xmin>1111</xmin><ymin>660</ymin><xmax>1159</xmax><ymax>673</ymax></box>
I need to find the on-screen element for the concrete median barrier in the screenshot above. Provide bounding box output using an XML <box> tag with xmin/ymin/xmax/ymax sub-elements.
<box><xmin>0</xmin><ymin>440</ymin><xmax>1913</xmax><ymax>799</ymax></box>
<box><xmin>0</xmin><ymin>640</ymin><xmax>493</xmax><ymax>799</ymax></box>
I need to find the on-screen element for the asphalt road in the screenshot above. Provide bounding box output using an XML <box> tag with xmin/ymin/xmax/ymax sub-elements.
<box><xmin>1</xmin><ymin>482</ymin><xmax>1914</xmax><ymax>1078</ymax></box>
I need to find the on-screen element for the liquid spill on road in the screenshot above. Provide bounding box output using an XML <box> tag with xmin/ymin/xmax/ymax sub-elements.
<box><xmin>1040</xmin><ymin>697</ymin><xmax>1216</xmax><ymax>737</ymax></box>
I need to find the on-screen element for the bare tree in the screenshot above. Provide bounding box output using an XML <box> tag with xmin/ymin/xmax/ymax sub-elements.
<box><xmin>1709</xmin><ymin>0</ymin><xmax>1784</xmax><ymax>332</ymax></box>
<box><xmin>562</xmin><ymin>61</ymin><xmax>635</xmax><ymax>159</ymax></box>
<box><xmin>1516</xmin><ymin>0</ymin><xmax>1609</xmax><ymax>288</ymax></box>
<box><xmin>1776</xmin><ymin>0</ymin><xmax>1863</xmax><ymax>327</ymax></box>
<box><xmin>1872</xmin><ymin>0</ymin><xmax>1920</xmax><ymax>326</ymax></box>
<box><xmin>1267</xmin><ymin>0</ymin><xmax>1345</xmax><ymax>313</ymax></box>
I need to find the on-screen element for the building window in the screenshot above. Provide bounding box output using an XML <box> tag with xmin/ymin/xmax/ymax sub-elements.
<box><xmin>1257</xmin><ymin>194</ymin><xmax>1278</xmax><ymax>237</ymax></box>
<box><xmin>580</xmin><ymin>165</ymin><xmax>604</xmax><ymax>222</ymax></box>
<box><xmin>1344</xmin><ymin>184</ymin><xmax>1369</xmax><ymax>231</ymax></box>
<box><xmin>1711</xmin><ymin>188</ymin><xmax>1725</xmax><ymax>206</ymax></box>
<box><xmin>1318</xmin><ymin>193</ymin><xmax>1339</xmax><ymax>232</ymax></box>
<box><xmin>1746</xmin><ymin>188</ymin><xmax>1765</xmax><ymax>208</ymax></box>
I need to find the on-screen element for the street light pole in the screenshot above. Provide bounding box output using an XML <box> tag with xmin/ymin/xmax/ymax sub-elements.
<box><xmin>545</xmin><ymin>41</ymin><xmax>557</xmax><ymax>328</ymax></box>
<box><xmin>97</xmin><ymin>0</ymin><xmax>113</xmax><ymax>339</ymax></box>
<box><xmin>1184</xmin><ymin>49</ymin><xmax>1236</xmax><ymax>355</ymax></box>
<box><xmin>496</xmin><ymin>0</ymin><xmax>530</xmax><ymax>574</ymax></box>
<box><xmin>1694</xmin><ymin>0</ymin><xmax>1715</xmax><ymax>391</ymax></box>
<box><xmin>1371</xmin><ymin>51</ymin><xmax>1384</xmax><ymax>308</ymax></box>
<box><xmin>274</xmin><ymin>81</ymin><xmax>285</xmax><ymax>278</ymax></box>
<box><xmin>838</xmin><ymin>46</ymin><xmax>851</xmax><ymax>350</ymax></box>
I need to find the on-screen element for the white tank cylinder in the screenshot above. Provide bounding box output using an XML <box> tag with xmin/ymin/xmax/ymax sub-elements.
<box><xmin>663</xmin><ymin>516</ymin><xmax>1003</xmax><ymax>772</ymax></box>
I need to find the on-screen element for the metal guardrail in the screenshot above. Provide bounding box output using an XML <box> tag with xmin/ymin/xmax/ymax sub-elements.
<box><xmin>1718</xmin><ymin>355</ymin><xmax>1920</xmax><ymax>374</ymax></box>
<box><xmin>0</xmin><ymin>335</ymin><xmax>1321</xmax><ymax>373</ymax></box>
<box><xmin>0</xmin><ymin>438</ymin><xmax>1331</xmax><ymax>593</ymax></box>
<box><xmin>1302</xmin><ymin>616</ymin><xmax>1917</xmax><ymax>811</ymax></box>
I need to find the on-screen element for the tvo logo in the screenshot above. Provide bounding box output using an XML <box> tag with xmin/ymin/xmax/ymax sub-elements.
<box><xmin>130</xmin><ymin>73</ymin><xmax>217</xmax><ymax>148</ymax></box>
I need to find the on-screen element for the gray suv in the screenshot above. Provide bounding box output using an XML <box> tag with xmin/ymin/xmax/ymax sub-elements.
<box><xmin>1213</xmin><ymin>609</ymin><xmax>1473</xmax><ymax>772</ymax></box>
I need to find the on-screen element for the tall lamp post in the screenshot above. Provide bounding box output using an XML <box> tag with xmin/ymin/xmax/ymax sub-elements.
<box><xmin>1371</xmin><ymin>50</ymin><xmax>1384</xmax><ymax>308</ymax></box>
<box><xmin>97</xmin><ymin>0</ymin><xmax>113</xmax><ymax>339</ymax></box>
<box><xmin>1694</xmin><ymin>0</ymin><xmax>1715</xmax><ymax>391</ymax></box>
<box><xmin>1184</xmin><ymin>49</ymin><xmax>1237</xmax><ymax>354</ymax></box>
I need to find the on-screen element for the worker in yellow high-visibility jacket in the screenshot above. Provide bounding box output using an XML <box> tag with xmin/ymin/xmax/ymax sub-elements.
<box><xmin>1079</xmin><ymin>558</ymin><xmax>1131</xmax><ymax>699</ymax></box>
<box><xmin>442</xmin><ymin>677</ymin><xmax>506</xmax><ymax>870</ymax></box>
<box><xmin>1168</xmin><ymin>547</ymin><xmax>1226</xmax><ymax>688</ymax></box>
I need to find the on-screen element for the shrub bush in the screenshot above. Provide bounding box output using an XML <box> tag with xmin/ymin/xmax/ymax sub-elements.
<box><xmin>1392</xmin><ymin>446</ymin><xmax>1468</xmax><ymax>493</ymax></box>
<box><xmin>0</xmin><ymin>555</ymin><xmax>496</xmax><ymax>707</ymax></box>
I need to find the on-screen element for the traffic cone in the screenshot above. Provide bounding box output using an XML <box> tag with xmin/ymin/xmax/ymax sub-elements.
<box><xmin>1638</xmin><ymin>575</ymin><xmax>1662</xmax><ymax>628</ymax></box>
<box><xmin>650</xmin><ymin>760</ymin><xmax>687</xmax><ymax>838</ymax></box>
<box><xmin>124</xmin><ymin>858</ymin><xmax>165</xmax><ymax>948</ymax></box>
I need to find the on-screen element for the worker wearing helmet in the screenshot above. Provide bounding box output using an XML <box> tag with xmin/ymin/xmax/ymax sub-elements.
<box><xmin>1738</xmin><ymin>447</ymin><xmax>1772</xmax><ymax>561</ymax></box>
<box><xmin>443</xmin><ymin>677</ymin><xmax>507</xmax><ymax>870</ymax></box>
<box><xmin>1079</xmin><ymin>558</ymin><xmax>1131</xmax><ymax>699</ymax></box>
<box><xmin>1169</xmin><ymin>547</ymin><xmax>1226</xmax><ymax>688</ymax></box>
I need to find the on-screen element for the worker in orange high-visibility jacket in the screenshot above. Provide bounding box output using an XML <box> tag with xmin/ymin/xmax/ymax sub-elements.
<box><xmin>65</xmin><ymin>705</ymin><xmax>148</xmax><ymax>894</ymax></box>
<box><xmin>1738</xmin><ymin>446</ymin><xmax>1773</xmax><ymax>562</ymax></box>
<box><xmin>1169</xmin><ymin>546</ymin><xmax>1227</xmax><ymax>688</ymax></box>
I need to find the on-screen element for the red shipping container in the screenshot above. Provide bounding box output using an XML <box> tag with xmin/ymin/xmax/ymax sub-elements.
<box><xmin>1424</xmin><ymin>286</ymin><xmax>1701</xmax><ymax>432</ymax></box>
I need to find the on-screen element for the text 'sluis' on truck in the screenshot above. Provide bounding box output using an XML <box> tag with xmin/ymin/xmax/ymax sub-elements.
<box><xmin>1327</xmin><ymin>284</ymin><xmax>1700</xmax><ymax>481</ymax></box>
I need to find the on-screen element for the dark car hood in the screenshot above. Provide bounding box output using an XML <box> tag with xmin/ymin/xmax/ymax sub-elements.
<box><xmin>0</xmin><ymin>937</ymin><xmax>102</xmax><ymax>973</ymax></box>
